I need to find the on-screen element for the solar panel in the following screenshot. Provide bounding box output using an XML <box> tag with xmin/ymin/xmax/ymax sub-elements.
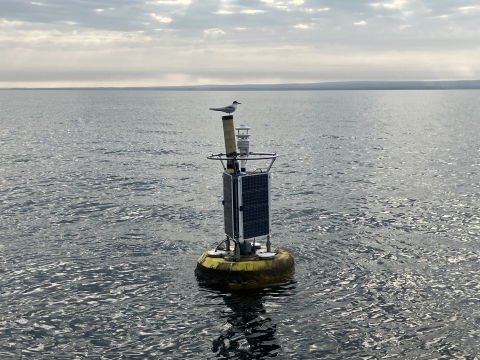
<box><xmin>223</xmin><ymin>173</ymin><xmax>234</xmax><ymax>238</ymax></box>
<box><xmin>239</xmin><ymin>173</ymin><xmax>271</xmax><ymax>239</ymax></box>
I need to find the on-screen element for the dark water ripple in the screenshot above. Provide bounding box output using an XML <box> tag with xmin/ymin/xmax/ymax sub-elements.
<box><xmin>1</xmin><ymin>90</ymin><xmax>480</xmax><ymax>358</ymax></box>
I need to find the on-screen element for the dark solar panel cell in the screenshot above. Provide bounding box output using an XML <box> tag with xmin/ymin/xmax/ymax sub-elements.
<box><xmin>223</xmin><ymin>173</ymin><xmax>234</xmax><ymax>238</ymax></box>
<box><xmin>240</xmin><ymin>173</ymin><xmax>270</xmax><ymax>239</ymax></box>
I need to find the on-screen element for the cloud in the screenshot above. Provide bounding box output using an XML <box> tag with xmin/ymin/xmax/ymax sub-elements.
<box><xmin>3</xmin><ymin>43</ymin><xmax>479</xmax><ymax>87</ymax></box>
<box><xmin>370</xmin><ymin>0</ymin><xmax>406</xmax><ymax>10</ymax></box>
<box><xmin>1</xmin><ymin>0</ymin><xmax>480</xmax><ymax>86</ymax></box>
<box><xmin>203</xmin><ymin>28</ymin><xmax>225</xmax><ymax>35</ymax></box>
<box><xmin>155</xmin><ymin>0</ymin><xmax>191</xmax><ymax>4</ymax></box>
<box><xmin>241</xmin><ymin>9</ymin><xmax>265</xmax><ymax>14</ymax></box>
<box><xmin>151</xmin><ymin>13</ymin><xmax>172</xmax><ymax>22</ymax></box>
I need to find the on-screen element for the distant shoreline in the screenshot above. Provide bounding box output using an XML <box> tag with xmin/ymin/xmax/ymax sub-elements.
<box><xmin>3</xmin><ymin>80</ymin><xmax>480</xmax><ymax>91</ymax></box>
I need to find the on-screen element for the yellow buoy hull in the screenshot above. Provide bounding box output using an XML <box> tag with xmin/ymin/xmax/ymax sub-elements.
<box><xmin>195</xmin><ymin>247</ymin><xmax>294</xmax><ymax>289</ymax></box>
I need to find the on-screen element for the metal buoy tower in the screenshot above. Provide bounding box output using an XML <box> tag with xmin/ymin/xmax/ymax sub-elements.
<box><xmin>195</xmin><ymin>106</ymin><xmax>294</xmax><ymax>289</ymax></box>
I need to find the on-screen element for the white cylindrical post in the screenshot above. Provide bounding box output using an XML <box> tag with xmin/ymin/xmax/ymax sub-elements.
<box><xmin>236</xmin><ymin>124</ymin><xmax>251</xmax><ymax>172</ymax></box>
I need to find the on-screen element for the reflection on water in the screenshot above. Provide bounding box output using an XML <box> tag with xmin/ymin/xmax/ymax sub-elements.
<box><xmin>213</xmin><ymin>292</ymin><xmax>279</xmax><ymax>358</ymax></box>
<box><xmin>202</xmin><ymin>284</ymin><xmax>295</xmax><ymax>359</ymax></box>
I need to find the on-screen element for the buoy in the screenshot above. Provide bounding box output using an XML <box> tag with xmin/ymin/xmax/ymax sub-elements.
<box><xmin>195</xmin><ymin>107</ymin><xmax>295</xmax><ymax>289</ymax></box>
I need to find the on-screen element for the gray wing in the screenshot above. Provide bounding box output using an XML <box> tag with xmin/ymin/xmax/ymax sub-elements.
<box><xmin>209</xmin><ymin>105</ymin><xmax>235</xmax><ymax>112</ymax></box>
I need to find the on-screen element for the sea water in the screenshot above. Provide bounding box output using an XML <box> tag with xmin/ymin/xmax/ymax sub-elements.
<box><xmin>1</xmin><ymin>89</ymin><xmax>479</xmax><ymax>358</ymax></box>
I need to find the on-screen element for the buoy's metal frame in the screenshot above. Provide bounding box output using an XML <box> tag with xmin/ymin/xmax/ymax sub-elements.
<box><xmin>207</xmin><ymin>152</ymin><xmax>278</xmax><ymax>170</ymax></box>
<box><xmin>207</xmin><ymin>151</ymin><xmax>278</xmax><ymax>256</ymax></box>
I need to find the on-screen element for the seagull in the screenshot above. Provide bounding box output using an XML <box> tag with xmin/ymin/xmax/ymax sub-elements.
<box><xmin>209</xmin><ymin>101</ymin><xmax>241</xmax><ymax>114</ymax></box>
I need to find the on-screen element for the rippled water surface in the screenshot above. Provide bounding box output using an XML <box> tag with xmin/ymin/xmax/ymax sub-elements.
<box><xmin>1</xmin><ymin>90</ymin><xmax>479</xmax><ymax>359</ymax></box>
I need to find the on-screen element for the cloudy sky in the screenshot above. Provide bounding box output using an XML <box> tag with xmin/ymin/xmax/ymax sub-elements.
<box><xmin>1</xmin><ymin>0</ymin><xmax>479</xmax><ymax>87</ymax></box>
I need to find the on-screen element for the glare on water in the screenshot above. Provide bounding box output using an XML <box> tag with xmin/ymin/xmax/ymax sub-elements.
<box><xmin>0</xmin><ymin>89</ymin><xmax>479</xmax><ymax>358</ymax></box>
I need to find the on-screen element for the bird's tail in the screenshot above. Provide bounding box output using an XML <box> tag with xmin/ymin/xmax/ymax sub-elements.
<box><xmin>209</xmin><ymin>108</ymin><xmax>222</xmax><ymax>111</ymax></box>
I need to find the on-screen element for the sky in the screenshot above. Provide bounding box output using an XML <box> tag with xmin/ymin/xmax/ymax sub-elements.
<box><xmin>1</xmin><ymin>0</ymin><xmax>480</xmax><ymax>87</ymax></box>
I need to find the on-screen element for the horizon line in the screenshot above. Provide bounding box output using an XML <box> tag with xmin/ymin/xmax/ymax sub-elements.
<box><xmin>2</xmin><ymin>79</ymin><xmax>480</xmax><ymax>91</ymax></box>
